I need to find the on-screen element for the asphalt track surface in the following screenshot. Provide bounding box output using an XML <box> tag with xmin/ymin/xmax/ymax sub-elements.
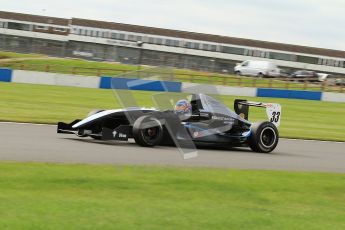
<box><xmin>0</xmin><ymin>122</ymin><xmax>344</xmax><ymax>173</ymax></box>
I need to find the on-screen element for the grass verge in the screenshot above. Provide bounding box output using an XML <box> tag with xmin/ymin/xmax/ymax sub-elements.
<box><xmin>0</xmin><ymin>162</ymin><xmax>344</xmax><ymax>229</ymax></box>
<box><xmin>0</xmin><ymin>82</ymin><xmax>345</xmax><ymax>141</ymax></box>
<box><xmin>0</xmin><ymin>51</ymin><xmax>317</xmax><ymax>90</ymax></box>
<box><xmin>0</xmin><ymin>51</ymin><xmax>45</xmax><ymax>59</ymax></box>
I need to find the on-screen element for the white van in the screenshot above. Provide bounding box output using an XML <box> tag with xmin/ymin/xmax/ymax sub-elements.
<box><xmin>234</xmin><ymin>60</ymin><xmax>281</xmax><ymax>77</ymax></box>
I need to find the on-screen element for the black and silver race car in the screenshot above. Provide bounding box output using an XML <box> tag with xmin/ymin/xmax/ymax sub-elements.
<box><xmin>57</xmin><ymin>94</ymin><xmax>281</xmax><ymax>153</ymax></box>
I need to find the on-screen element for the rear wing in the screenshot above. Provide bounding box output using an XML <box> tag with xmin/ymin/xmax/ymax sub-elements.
<box><xmin>234</xmin><ymin>99</ymin><xmax>281</xmax><ymax>127</ymax></box>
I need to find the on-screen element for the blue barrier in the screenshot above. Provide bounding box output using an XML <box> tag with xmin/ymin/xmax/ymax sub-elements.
<box><xmin>99</xmin><ymin>77</ymin><xmax>112</xmax><ymax>89</ymax></box>
<box><xmin>257</xmin><ymin>88</ymin><xmax>322</xmax><ymax>101</ymax></box>
<box><xmin>0</xmin><ymin>68</ymin><xmax>12</xmax><ymax>82</ymax></box>
<box><xmin>100</xmin><ymin>76</ymin><xmax>182</xmax><ymax>92</ymax></box>
<box><xmin>4</xmin><ymin>67</ymin><xmax>345</xmax><ymax>102</ymax></box>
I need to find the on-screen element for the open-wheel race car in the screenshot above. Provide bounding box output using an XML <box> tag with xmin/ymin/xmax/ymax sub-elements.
<box><xmin>57</xmin><ymin>94</ymin><xmax>281</xmax><ymax>153</ymax></box>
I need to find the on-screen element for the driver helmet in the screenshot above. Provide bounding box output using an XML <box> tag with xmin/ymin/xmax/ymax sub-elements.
<box><xmin>174</xmin><ymin>99</ymin><xmax>192</xmax><ymax>115</ymax></box>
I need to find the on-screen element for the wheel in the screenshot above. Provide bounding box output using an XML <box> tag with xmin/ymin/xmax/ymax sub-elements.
<box><xmin>235</xmin><ymin>71</ymin><xmax>241</xmax><ymax>76</ymax></box>
<box><xmin>249</xmin><ymin>121</ymin><xmax>279</xmax><ymax>153</ymax></box>
<box><xmin>133</xmin><ymin>115</ymin><xmax>163</xmax><ymax>147</ymax></box>
<box><xmin>257</xmin><ymin>72</ymin><xmax>264</xmax><ymax>78</ymax></box>
<box><xmin>87</xmin><ymin>109</ymin><xmax>104</xmax><ymax>140</ymax></box>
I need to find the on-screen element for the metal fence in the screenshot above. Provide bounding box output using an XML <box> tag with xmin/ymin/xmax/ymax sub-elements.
<box><xmin>0</xmin><ymin>37</ymin><xmax>238</xmax><ymax>73</ymax></box>
<box><xmin>2</xmin><ymin>62</ymin><xmax>344</xmax><ymax>93</ymax></box>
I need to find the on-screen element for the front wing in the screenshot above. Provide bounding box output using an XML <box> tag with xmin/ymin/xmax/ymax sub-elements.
<box><xmin>57</xmin><ymin>121</ymin><xmax>132</xmax><ymax>141</ymax></box>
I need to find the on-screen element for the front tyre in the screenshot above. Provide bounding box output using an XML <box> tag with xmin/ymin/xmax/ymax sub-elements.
<box><xmin>133</xmin><ymin>115</ymin><xmax>163</xmax><ymax>147</ymax></box>
<box><xmin>249</xmin><ymin>121</ymin><xmax>279</xmax><ymax>153</ymax></box>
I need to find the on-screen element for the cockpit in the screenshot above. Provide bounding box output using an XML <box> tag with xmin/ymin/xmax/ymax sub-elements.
<box><xmin>174</xmin><ymin>94</ymin><xmax>248</xmax><ymax>124</ymax></box>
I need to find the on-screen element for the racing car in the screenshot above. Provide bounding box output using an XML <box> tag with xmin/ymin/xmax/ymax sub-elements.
<box><xmin>57</xmin><ymin>94</ymin><xmax>281</xmax><ymax>153</ymax></box>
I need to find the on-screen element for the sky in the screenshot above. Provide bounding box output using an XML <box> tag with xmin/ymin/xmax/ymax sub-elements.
<box><xmin>1</xmin><ymin>0</ymin><xmax>345</xmax><ymax>50</ymax></box>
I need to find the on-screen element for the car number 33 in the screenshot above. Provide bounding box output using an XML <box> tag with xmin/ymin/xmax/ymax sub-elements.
<box><xmin>265</xmin><ymin>103</ymin><xmax>282</xmax><ymax>127</ymax></box>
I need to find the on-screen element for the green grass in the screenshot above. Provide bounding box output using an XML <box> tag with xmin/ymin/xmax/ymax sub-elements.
<box><xmin>0</xmin><ymin>162</ymin><xmax>344</xmax><ymax>229</ymax></box>
<box><xmin>0</xmin><ymin>56</ymin><xmax>233</xmax><ymax>81</ymax></box>
<box><xmin>0</xmin><ymin>58</ymin><xmax>138</xmax><ymax>76</ymax></box>
<box><xmin>0</xmin><ymin>51</ymin><xmax>322</xmax><ymax>91</ymax></box>
<box><xmin>1</xmin><ymin>82</ymin><xmax>345</xmax><ymax>141</ymax></box>
<box><xmin>1</xmin><ymin>50</ymin><xmax>343</xmax><ymax>92</ymax></box>
<box><xmin>0</xmin><ymin>51</ymin><xmax>45</xmax><ymax>59</ymax></box>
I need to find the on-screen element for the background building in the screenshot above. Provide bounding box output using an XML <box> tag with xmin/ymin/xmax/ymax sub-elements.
<box><xmin>0</xmin><ymin>11</ymin><xmax>344</xmax><ymax>75</ymax></box>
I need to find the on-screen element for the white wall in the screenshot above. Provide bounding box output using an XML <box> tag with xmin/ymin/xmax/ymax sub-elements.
<box><xmin>321</xmin><ymin>92</ymin><xmax>345</xmax><ymax>103</ymax></box>
<box><xmin>182</xmin><ymin>82</ymin><xmax>257</xmax><ymax>97</ymax></box>
<box><xmin>8</xmin><ymin>69</ymin><xmax>345</xmax><ymax>103</ymax></box>
<box><xmin>12</xmin><ymin>70</ymin><xmax>100</xmax><ymax>88</ymax></box>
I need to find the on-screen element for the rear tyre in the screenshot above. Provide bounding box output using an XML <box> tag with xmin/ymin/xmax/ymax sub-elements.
<box><xmin>249</xmin><ymin>121</ymin><xmax>279</xmax><ymax>153</ymax></box>
<box><xmin>87</xmin><ymin>109</ymin><xmax>105</xmax><ymax>140</ymax></box>
<box><xmin>133</xmin><ymin>115</ymin><xmax>163</xmax><ymax>147</ymax></box>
